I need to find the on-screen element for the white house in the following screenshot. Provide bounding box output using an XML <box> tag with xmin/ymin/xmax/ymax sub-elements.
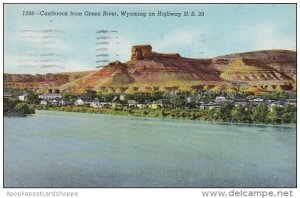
<box><xmin>251</xmin><ymin>98</ymin><xmax>264</xmax><ymax>104</ymax></box>
<box><xmin>269</xmin><ymin>103</ymin><xmax>284</xmax><ymax>111</ymax></box>
<box><xmin>215</xmin><ymin>96</ymin><xmax>226</xmax><ymax>103</ymax></box>
<box><xmin>51</xmin><ymin>98</ymin><xmax>61</xmax><ymax>105</ymax></box>
<box><xmin>40</xmin><ymin>100</ymin><xmax>48</xmax><ymax>105</ymax></box>
<box><xmin>18</xmin><ymin>94</ymin><xmax>28</xmax><ymax>101</ymax></box>
<box><xmin>119</xmin><ymin>94</ymin><xmax>125</xmax><ymax>101</ymax></box>
<box><xmin>187</xmin><ymin>96</ymin><xmax>198</xmax><ymax>103</ymax></box>
<box><xmin>75</xmin><ymin>97</ymin><xmax>92</xmax><ymax>106</ymax></box>
<box><xmin>90</xmin><ymin>98</ymin><xmax>101</xmax><ymax>107</ymax></box>
<box><xmin>59</xmin><ymin>99</ymin><xmax>70</xmax><ymax>106</ymax></box>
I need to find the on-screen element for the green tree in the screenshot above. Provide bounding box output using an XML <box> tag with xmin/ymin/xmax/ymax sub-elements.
<box><xmin>150</xmin><ymin>91</ymin><xmax>164</xmax><ymax>101</ymax></box>
<box><xmin>283</xmin><ymin>104</ymin><xmax>296</xmax><ymax>113</ymax></box>
<box><xmin>4</xmin><ymin>99</ymin><xmax>19</xmax><ymax>112</ymax></box>
<box><xmin>250</xmin><ymin>103</ymin><xmax>268</xmax><ymax>123</ymax></box>
<box><xmin>15</xmin><ymin>103</ymin><xmax>35</xmax><ymax>114</ymax></box>
<box><xmin>268</xmin><ymin>105</ymin><xmax>283</xmax><ymax>124</ymax></box>
<box><xmin>130</xmin><ymin>92</ymin><xmax>149</xmax><ymax>103</ymax></box>
<box><xmin>231</xmin><ymin>105</ymin><xmax>252</xmax><ymax>123</ymax></box>
<box><xmin>161</xmin><ymin>109</ymin><xmax>167</xmax><ymax>117</ymax></box>
<box><xmin>170</xmin><ymin>95</ymin><xmax>186</xmax><ymax>108</ymax></box>
<box><xmin>281</xmin><ymin>104</ymin><xmax>296</xmax><ymax>124</ymax></box>
<box><xmin>231</xmin><ymin>105</ymin><xmax>246</xmax><ymax>122</ymax></box>
<box><xmin>281</xmin><ymin>112</ymin><xmax>296</xmax><ymax>124</ymax></box>
<box><xmin>215</xmin><ymin>104</ymin><xmax>233</xmax><ymax>122</ymax></box>
<box><xmin>102</xmin><ymin>93</ymin><xmax>115</xmax><ymax>102</ymax></box>
<box><xmin>83</xmin><ymin>90</ymin><xmax>98</xmax><ymax>99</ymax></box>
<box><xmin>27</xmin><ymin>91</ymin><xmax>39</xmax><ymax>104</ymax></box>
<box><xmin>61</xmin><ymin>92</ymin><xmax>78</xmax><ymax>103</ymax></box>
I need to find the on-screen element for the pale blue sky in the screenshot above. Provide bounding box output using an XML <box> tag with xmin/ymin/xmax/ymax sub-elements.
<box><xmin>4</xmin><ymin>4</ymin><xmax>296</xmax><ymax>74</ymax></box>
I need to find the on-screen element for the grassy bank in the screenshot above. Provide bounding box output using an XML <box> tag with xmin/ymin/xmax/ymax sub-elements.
<box><xmin>36</xmin><ymin>105</ymin><xmax>296</xmax><ymax>126</ymax></box>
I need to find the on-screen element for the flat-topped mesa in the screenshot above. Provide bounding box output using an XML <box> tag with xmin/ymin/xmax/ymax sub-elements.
<box><xmin>108</xmin><ymin>60</ymin><xmax>126</xmax><ymax>67</ymax></box>
<box><xmin>130</xmin><ymin>45</ymin><xmax>180</xmax><ymax>60</ymax></box>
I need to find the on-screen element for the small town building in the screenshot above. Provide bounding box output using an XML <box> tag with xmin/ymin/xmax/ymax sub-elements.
<box><xmin>4</xmin><ymin>93</ymin><xmax>12</xmax><ymax>100</ymax></box>
<box><xmin>59</xmin><ymin>99</ymin><xmax>70</xmax><ymax>106</ymax></box>
<box><xmin>111</xmin><ymin>102</ymin><xmax>122</xmax><ymax>109</ymax></box>
<box><xmin>112</xmin><ymin>96</ymin><xmax>119</xmax><ymax>102</ymax></box>
<box><xmin>200</xmin><ymin>102</ymin><xmax>221</xmax><ymax>110</ymax></box>
<box><xmin>150</xmin><ymin>99</ymin><xmax>173</xmax><ymax>109</ymax></box>
<box><xmin>250</xmin><ymin>98</ymin><xmax>264</xmax><ymax>104</ymax></box>
<box><xmin>119</xmin><ymin>94</ymin><xmax>125</xmax><ymax>101</ymax></box>
<box><xmin>127</xmin><ymin>100</ymin><xmax>137</xmax><ymax>108</ymax></box>
<box><xmin>215</xmin><ymin>96</ymin><xmax>226</xmax><ymax>102</ymax></box>
<box><xmin>234</xmin><ymin>98</ymin><xmax>249</xmax><ymax>106</ymax></box>
<box><xmin>265</xmin><ymin>99</ymin><xmax>276</xmax><ymax>104</ymax></box>
<box><xmin>38</xmin><ymin>93</ymin><xmax>61</xmax><ymax>100</ymax></box>
<box><xmin>100</xmin><ymin>102</ymin><xmax>111</xmax><ymax>108</ymax></box>
<box><xmin>51</xmin><ymin>98</ymin><xmax>61</xmax><ymax>105</ymax></box>
<box><xmin>40</xmin><ymin>100</ymin><xmax>48</xmax><ymax>105</ymax></box>
<box><xmin>90</xmin><ymin>98</ymin><xmax>101</xmax><ymax>107</ymax></box>
<box><xmin>186</xmin><ymin>96</ymin><xmax>198</xmax><ymax>103</ymax></box>
<box><xmin>18</xmin><ymin>93</ymin><xmax>28</xmax><ymax>101</ymax></box>
<box><xmin>137</xmin><ymin>104</ymin><xmax>148</xmax><ymax>109</ymax></box>
<box><xmin>268</xmin><ymin>103</ymin><xmax>284</xmax><ymax>111</ymax></box>
<box><xmin>286</xmin><ymin>99</ymin><xmax>296</xmax><ymax>106</ymax></box>
<box><xmin>75</xmin><ymin>97</ymin><xmax>92</xmax><ymax>106</ymax></box>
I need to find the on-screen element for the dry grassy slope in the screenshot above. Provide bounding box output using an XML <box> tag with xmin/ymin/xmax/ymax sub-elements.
<box><xmin>58</xmin><ymin>71</ymin><xmax>99</xmax><ymax>93</ymax></box>
<box><xmin>220</xmin><ymin>59</ymin><xmax>290</xmax><ymax>82</ymax></box>
<box><xmin>58</xmin><ymin>58</ymin><xmax>225</xmax><ymax>93</ymax></box>
<box><xmin>59</xmin><ymin>62</ymin><xmax>134</xmax><ymax>93</ymax></box>
<box><xmin>55</xmin><ymin>70</ymin><xmax>96</xmax><ymax>81</ymax></box>
<box><xmin>213</xmin><ymin>49</ymin><xmax>296</xmax><ymax>80</ymax></box>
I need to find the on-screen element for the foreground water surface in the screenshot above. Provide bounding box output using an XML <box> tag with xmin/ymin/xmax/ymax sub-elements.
<box><xmin>4</xmin><ymin>110</ymin><xmax>296</xmax><ymax>187</ymax></box>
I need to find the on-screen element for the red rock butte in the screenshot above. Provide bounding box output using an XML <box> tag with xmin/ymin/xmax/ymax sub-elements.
<box><xmin>130</xmin><ymin>45</ymin><xmax>180</xmax><ymax>60</ymax></box>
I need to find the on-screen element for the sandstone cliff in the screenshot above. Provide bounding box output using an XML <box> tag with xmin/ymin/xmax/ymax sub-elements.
<box><xmin>4</xmin><ymin>45</ymin><xmax>296</xmax><ymax>93</ymax></box>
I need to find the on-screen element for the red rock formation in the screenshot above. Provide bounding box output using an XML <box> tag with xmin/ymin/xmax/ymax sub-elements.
<box><xmin>4</xmin><ymin>45</ymin><xmax>296</xmax><ymax>93</ymax></box>
<box><xmin>130</xmin><ymin>45</ymin><xmax>180</xmax><ymax>60</ymax></box>
<box><xmin>212</xmin><ymin>50</ymin><xmax>296</xmax><ymax>80</ymax></box>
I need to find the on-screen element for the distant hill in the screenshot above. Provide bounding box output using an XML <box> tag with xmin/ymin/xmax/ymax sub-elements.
<box><xmin>4</xmin><ymin>71</ymin><xmax>95</xmax><ymax>93</ymax></box>
<box><xmin>4</xmin><ymin>45</ymin><xmax>296</xmax><ymax>94</ymax></box>
<box><xmin>220</xmin><ymin>58</ymin><xmax>291</xmax><ymax>85</ymax></box>
<box><xmin>212</xmin><ymin>49</ymin><xmax>296</xmax><ymax>81</ymax></box>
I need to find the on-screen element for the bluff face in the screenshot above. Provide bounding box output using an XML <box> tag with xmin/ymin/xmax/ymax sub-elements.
<box><xmin>4</xmin><ymin>71</ymin><xmax>94</xmax><ymax>93</ymax></box>
<box><xmin>4</xmin><ymin>45</ymin><xmax>296</xmax><ymax>93</ymax></box>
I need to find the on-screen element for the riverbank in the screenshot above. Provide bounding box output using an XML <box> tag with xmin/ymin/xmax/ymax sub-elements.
<box><xmin>4</xmin><ymin>100</ymin><xmax>35</xmax><ymax>116</ymax></box>
<box><xmin>36</xmin><ymin>105</ymin><xmax>296</xmax><ymax>127</ymax></box>
<box><xmin>4</xmin><ymin>112</ymin><xmax>28</xmax><ymax>117</ymax></box>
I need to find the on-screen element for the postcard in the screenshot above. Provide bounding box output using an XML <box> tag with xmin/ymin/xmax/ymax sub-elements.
<box><xmin>3</xmin><ymin>3</ymin><xmax>296</xmax><ymax>189</ymax></box>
